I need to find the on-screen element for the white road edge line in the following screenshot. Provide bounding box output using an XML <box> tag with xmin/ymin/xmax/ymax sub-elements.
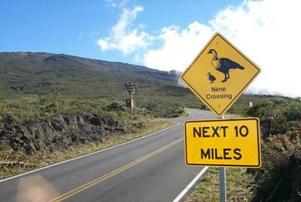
<box><xmin>0</xmin><ymin>122</ymin><xmax>181</xmax><ymax>183</ymax></box>
<box><xmin>173</xmin><ymin>166</ymin><xmax>209</xmax><ymax>202</ymax></box>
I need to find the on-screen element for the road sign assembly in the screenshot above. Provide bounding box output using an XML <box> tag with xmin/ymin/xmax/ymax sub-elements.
<box><xmin>182</xmin><ymin>32</ymin><xmax>262</xmax><ymax>201</ymax></box>
<box><xmin>185</xmin><ymin>118</ymin><xmax>261</xmax><ymax>167</ymax></box>
<box><xmin>181</xmin><ymin>32</ymin><xmax>260</xmax><ymax>116</ymax></box>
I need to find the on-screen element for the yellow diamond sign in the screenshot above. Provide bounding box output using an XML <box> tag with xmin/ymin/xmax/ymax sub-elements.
<box><xmin>182</xmin><ymin>33</ymin><xmax>260</xmax><ymax>116</ymax></box>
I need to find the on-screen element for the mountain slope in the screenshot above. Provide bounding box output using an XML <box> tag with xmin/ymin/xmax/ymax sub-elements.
<box><xmin>0</xmin><ymin>52</ymin><xmax>181</xmax><ymax>100</ymax></box>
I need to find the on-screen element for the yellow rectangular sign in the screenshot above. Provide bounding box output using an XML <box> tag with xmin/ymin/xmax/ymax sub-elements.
<box><xmin>185</xmin><ymin>118</ymin><xmax>261</xmax><ymax>168</ymax></box>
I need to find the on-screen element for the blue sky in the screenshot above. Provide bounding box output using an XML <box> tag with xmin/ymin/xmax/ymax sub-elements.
<box><xmin>1</xmin><ymin>0</ymin><xmax>301</xmax><ymax>97</ymax></box>
<box><xmin>0</xmin><ymin>0</ymin><xmax>241</xmax><ymax>63</ymax></box>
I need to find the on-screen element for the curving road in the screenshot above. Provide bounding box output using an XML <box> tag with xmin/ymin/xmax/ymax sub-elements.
<box><xmin>0</xmin><ymin>109</ymin><xmax>215</xmax><ymax>202</ymax></box>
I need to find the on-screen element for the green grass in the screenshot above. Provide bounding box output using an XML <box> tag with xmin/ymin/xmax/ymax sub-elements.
<box><xmin>185</xmin><ymin>168</ymin><xmax>254</xmax><ymax>202</ymax></box>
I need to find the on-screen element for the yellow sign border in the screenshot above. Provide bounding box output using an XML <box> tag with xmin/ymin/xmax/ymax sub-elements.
<box><xmin>184</xmin><ymin>118</ymin><xmax>261</xmax><ymax>168</ymax></box>
<box><xmin>181</xmin><ymin>33</ymin><xmax>261</xmax><ymax>116</ymax></box>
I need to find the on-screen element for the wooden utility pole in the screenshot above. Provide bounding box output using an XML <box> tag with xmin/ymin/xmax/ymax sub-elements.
<box><xmin>124</xmin><ymin>82</ymin><xmax>137</xmax><ymax>118</ymax></box>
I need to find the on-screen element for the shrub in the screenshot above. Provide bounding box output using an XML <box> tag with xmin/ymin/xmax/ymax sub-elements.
<box><xmin>107</xmin><ymin>101</ymin><xmax>127</xmax><ymax>112</ymax></box>
<box><xmin>144</xmin><ymin>102</ymin><xmax>185</xmax><ymax>118</ymax></box>
<box><xmin>250</xmin><ymin>133</ymin><xmax>301</xmax><ymax>201</ymax></box>
<box><xmin>246</xmin><ymin>98</ymin><xmax>301</xmax><ymax>201</ymax></box>
<box><xmin>246</xmin><ymin>100</ymin><xmax>301</xmax><ymax>137</ymax></box>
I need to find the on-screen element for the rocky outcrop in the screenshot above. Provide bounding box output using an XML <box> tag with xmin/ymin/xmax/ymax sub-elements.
<box><xmin>0</xmin><ymin>113</ymin><xmax>126</xmax><ymax>155</ymax></box>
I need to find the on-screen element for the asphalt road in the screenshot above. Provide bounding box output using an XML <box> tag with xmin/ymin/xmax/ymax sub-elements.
<box><xmin>0</xmin><ymin>109</ymin><xmax>215</xmax><ymax>202</ymax></box>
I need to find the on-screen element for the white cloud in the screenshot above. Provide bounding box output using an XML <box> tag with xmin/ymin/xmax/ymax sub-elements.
<box><xmin>104</xmin><ymin>0</ymin><xmax>129</xmax><ymax>8</ymax></box>
<box><xmin>97</xmin><ymin>6</ymin><xmax>150</xmax><ymax>55</ymax></box>
<box><xmin>143</xmin><ymin>0</ymin><xmax>301</xmax><ymax>97</ymax></box>
<box><xmin>143</xmin><ymin>22</ymin><xmax>213</xmax><ymax>71</ymax></box>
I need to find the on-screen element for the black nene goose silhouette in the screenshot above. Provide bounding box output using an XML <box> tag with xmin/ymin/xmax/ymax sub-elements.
<box><xmin>207</xmin><ymin>49</ymin><xmax>244</xmax><ymax>82</ymax></box>
<box><xmin>208</xmin><ymin>72</ymin><xmax>216</xmax><ymax>84</ymax></box>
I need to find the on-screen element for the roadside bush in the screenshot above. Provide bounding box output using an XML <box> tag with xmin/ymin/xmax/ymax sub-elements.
<box><xmin>144</xmin><ymin>102</ymin><xmax>185</xmax><ymax>118</ymax></box>
<box><xmin>2</xmin><ymin>113</ymin><xmax>19</xmax><ymax>128</ymax></box>
<box><xmin>250</xmin><ymin>133</ymin><xmax>301</xmax><ymax>201</ymax></box>
<box><xmin>246</xmin><ymin>99</ymin><xmax>301</xmax><ymax>201</ymax></box>
<box><xmin>107</xmin><ymin>101</ymin><xmax>127</xmax><ymax>112</ymax></box>
<box><xmin>246</xmin><ymin>100</ymin><xmax>301</xmax><ymax>138</ymax></box>
<box><xmin>167</xmin><ymin>103</ymin><xmax>185</xmax><ymax>118</ymax></box>
<box><xmin>284</xmin><ymin>101</ymin><xmax>301</xmax><ymax>121</ymax></box>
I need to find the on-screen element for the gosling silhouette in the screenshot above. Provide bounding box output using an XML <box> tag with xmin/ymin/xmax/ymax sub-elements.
<box><xmin>208</xmin><ymin>72</ymin><xmax>216</xmax><ymax>84</ymax></box>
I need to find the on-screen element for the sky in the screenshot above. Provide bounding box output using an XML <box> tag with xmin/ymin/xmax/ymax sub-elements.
<box><xmin>1</xmin><ymin>0</ymin><xmax>301</xmax><ymax>97</ymax></box>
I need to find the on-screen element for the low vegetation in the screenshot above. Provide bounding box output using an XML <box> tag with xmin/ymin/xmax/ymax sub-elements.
<box><xmin>245</xmin><ymin>98</ymin><xmax>301</xmax><ymax>201</ymax></box>
<box><xmin>187</xmin><ymin>96</ymin><xmax>301</xmax><ymax>202</ymax></box>
<box><xmin>0</xmin><ymin>94</ymin><xmax>180</xmax><ymax>179</ymax></box>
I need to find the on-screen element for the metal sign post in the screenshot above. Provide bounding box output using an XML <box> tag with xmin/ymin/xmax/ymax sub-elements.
<box><xmin>219</xmin><ymin>114</ymin><xmax>227</xmax><ymax>202</ymax></box>
<box><xmin>219</xmin><ymin>115</ymin><xmax>226</xmax><ymax>202</ymax></box>
<box><xmin>219</xmin><ymin>167</ymin><xmax>227</xmax><ymax>202</ymax></box>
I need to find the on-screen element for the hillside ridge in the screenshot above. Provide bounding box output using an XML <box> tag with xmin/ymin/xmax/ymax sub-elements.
<box><xmin>0</xmin><ymin>51</ymin><xmax>179</xmax><ymax>99</ymax></box>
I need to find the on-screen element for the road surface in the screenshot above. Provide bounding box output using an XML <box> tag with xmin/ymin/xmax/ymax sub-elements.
<box><xmin>0</xmin><ymin>109</ymin><xmax>215</xmax><ymax>202</ymax></box>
